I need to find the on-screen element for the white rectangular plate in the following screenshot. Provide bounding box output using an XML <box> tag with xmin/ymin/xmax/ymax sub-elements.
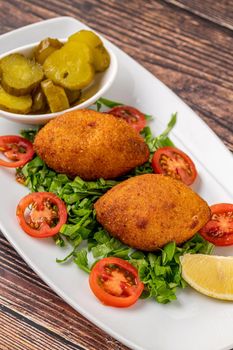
<box><xmin>1</xmin><ymin>17</ymin><xmax>233</xmax><ymax>350</ymax></box>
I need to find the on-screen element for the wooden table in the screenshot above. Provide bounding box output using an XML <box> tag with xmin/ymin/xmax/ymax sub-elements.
<box><xmin>0</xmin><ymin>1</ymin><xmax>232</xmax><ymax>349</ymax></box>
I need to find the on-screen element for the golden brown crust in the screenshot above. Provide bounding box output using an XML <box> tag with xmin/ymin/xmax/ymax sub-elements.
<box><xmin>33</xmin><ymin>109</ymin><xmax>149</xmax><ymax>180</ymax></box>
<box><xmin>94</xmin><ymin>174</ymin><xmax>211</xmax><ymax>251</ymax></box>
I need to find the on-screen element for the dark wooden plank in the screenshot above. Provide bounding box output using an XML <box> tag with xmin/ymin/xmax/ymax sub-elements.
<box><xmin>0</xmin><ymin>306</ymin><xmax>83</xmax><ymax>350</ymax></box>
<box><xmin>164</xmin><ymin>0</ymin><xmax>233</xmax><ymax>31</ymax></box>
<box><xmin>0</xmin><ymin>234</ymin><xmax>129</xmax><ymax>350</ymax></box>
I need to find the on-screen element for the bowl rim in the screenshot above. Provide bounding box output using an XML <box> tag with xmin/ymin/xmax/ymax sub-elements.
<box><xmin>0</xmin><ymin>38</ymin><xmax>118</xmax><ymax>123</ymax></box>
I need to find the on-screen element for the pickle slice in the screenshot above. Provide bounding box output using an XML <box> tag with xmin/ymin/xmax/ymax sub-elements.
<box><xmin>41</xmin><ymin>79</ymin><xmax>69</xmax><ymax>113</ymax></box>
<box><xmin>93</xmin><ymin>44</ymin><xmax>110</xmax><ymax>72</ymax></box>
<box><xmin>0</xmin><ymin>54</ymin><xmax>44</xmax><ymax>96</ymax></box>
<box><xmin>68</xmin><ymin>30</ymin><xmax>102</xmax><ymax>48</ymax></box>
<box><xmin>34</xmin><ymin>38</ymin><xmax>63</xmax><ymax>65</ymax></box>
<box><xmin>68</xmin><ymin>30</ymin><xmax>110</xmax><ymax>72</ymax></box>
<box><xmin>65</xmin><ymin>89</ymin><xmax>81</xmax><ymax>105</ymax></box>
<box><xmin>43</xmin><ymin>41</ymin><xmax>95</xmax><ymax>90</ymax></box>
<box><xmin>0</xmin><ymin>85</ymin><xmax>32</xmax><ymax>114</ymax></box>
<box><xmin>31</xmin><ymin>87</ymin><xmax>47</xmax><ymax>113</ymax></box>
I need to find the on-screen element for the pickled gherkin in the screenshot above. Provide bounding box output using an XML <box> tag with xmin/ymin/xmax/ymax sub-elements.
<box><xmin>68</xmin><ymin>30</ymin><xmax>102</xmax><ymax>48</ymax></box>
<box><xmin>0</xmin><ymin>54</ymin><xmax>44</xmax><ymax>96</ymax></box>
<box><xmin>43</xmin><ymin>41</ymin><xmax>95</xmax><ymax>90</ymax></box>
<box><xmin>31</xmin><ymin>87</ymin><xmax>47</xmax><ymax>113</ymax></box>
<box><xmin>0</xmin><ymin>85</ymin><xmax>32</xmax><ymax>114</ymax></box>
<box><xmin>65</xmin><ymin>89</ymin><xmax>81</xmax><ymax>105</ymax></box>
<box><xmin>34</xmin><ymin>38</ymin><xmax>63</xmax><ymax>65</ymax></box>
<box><xmin>41</xmin><ymin>79</ymin><xmax>69</xmax><ymax>113</ymax></box>
<box><xmin>93</xmin><ymin>45</ymin><xmax>110</xmax><ymax>72</ymax></box>
<box><xmin>68</xmin><ymin>30</ymin><xmax>110</xmax><ymax>72</ymax></box>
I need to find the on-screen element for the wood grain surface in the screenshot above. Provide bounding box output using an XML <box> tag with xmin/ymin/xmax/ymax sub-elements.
<box><xmin>0</xmin><ymin>1</ymin><xmax>232</xmax><ymax>350</ymax></box>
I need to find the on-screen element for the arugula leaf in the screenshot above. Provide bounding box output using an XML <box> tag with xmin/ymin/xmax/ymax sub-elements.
<box><xmin>162</xmin><ymin>241</ymin><xmax>176</xmax><ymax>265</ymax></box>
<box><xmin>130</xmin><ymin>251</ymin><xmax>146</xmax><ymax>259</ymax></box>
<box><xmin>93</xmin><ymin>229</ymin><xmax>111</xmax><ymax>244</ymax></box>
<box><xmin>56</xmin><ymin>234</ymin><xmax>82</xmax><ymax>263</ymax></box>
<box><xmin>73</xmin><ymin>249</ymin><xmax>90</xmax><ymax>273</ymax></box>
<box><xmin>95</xmin><ymin>97</ymin><xmax>123</xmax><ymax>111</ymax></box>
<box><xmin>91</xmin><ymin>234</ymin><xmax>127</xmax><ymax>258</ymax></box>
<box><xmin>56</xmin><ymin>249</ymin><xmax>75</xmax><ymax>264</ymax></box>
<box><xmin>53</xmin><ymin>234</ymin><xmax>65</xmax><ymax>247</ymax></box>
<box><xmin>144</xmin><ymin>114</ymin><xmax>153</xmax><ymax>122</ymax></box>
<box><xmin>140</xmin><ymin>113</ymin><xmax>176</xmax><ymax>154</ymax></box>
<box><xmin>20</xmin><ymin>128</ymin><xmax>40</xmax><ymax>142</ymax></box>
<box><xmin>92</xmin><ymin>243</ymin><xmax>112</xmax><ymax>258</ymax></box>
<box><xmin>160</xmin><ymin>112</ymin><xmax>177</xmax><ymax>139</ymax></box>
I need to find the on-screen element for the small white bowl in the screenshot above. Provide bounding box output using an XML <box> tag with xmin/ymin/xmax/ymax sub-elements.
<box><xmin>0</xmin><ymin>38</ymin><xmax>118</xmax><ymax>125</ymax></box>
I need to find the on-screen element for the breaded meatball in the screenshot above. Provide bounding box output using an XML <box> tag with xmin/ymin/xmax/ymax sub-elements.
<box><xmin>94</xmin><ymin>174</ymin><xmax>210</xmax><ymax>251</ymax></box>
<box><xmin>34</xmin><ymin>109</ymin><xmax>149</xmax><ymax>180</ymax></box>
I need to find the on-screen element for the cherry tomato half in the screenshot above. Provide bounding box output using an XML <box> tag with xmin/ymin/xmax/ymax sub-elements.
<box><xmin>16</xmin><ymin>192</ymin><xmax>67</xmax><ymax>238</ymax></box>
<box><xmin>0</xmin><ymin>135</ymin><xmax>34</xmax><ymax>168</ymax></box>
<box><xmin>151</xmin><ymin>146</ymin><xmax>197</xmax><ymax>185</ymax></box>
<box><xmin>107</xmin><ymin>106</ymin><xmax>146</xmax><ymax>132</ymax></box>
<box><xmin>89</xmin><ymin>257</ymin><xmax>144</xmax><ymax>307</ymax></box>
<box><xmin>200</xmin><ymin>203</ymin><xmax>233</xmax><ymax>246</ymax></box>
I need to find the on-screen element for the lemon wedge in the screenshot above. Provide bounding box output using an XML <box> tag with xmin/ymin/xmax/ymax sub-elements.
<box><xmin>180</xmin><ymin>254</ymin><xmax>233</xmax><ymax>300</ymax></box>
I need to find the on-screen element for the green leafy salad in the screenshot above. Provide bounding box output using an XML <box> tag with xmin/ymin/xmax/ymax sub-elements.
<box><xmin>17</xmin><ymin>98</ymin><xmax>213</xmax><ymax>304</ymax></box>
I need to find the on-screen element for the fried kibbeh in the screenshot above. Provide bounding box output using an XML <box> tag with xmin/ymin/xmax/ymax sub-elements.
<box><xmin>33</xmin><ymin>109</ymin><xmax>149</xmax><ymax>180</ymax></box>
<box><xmin>94</xmin><ymin>174</ymin><xmax>211</xmax><ymax>251</ymax></box>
